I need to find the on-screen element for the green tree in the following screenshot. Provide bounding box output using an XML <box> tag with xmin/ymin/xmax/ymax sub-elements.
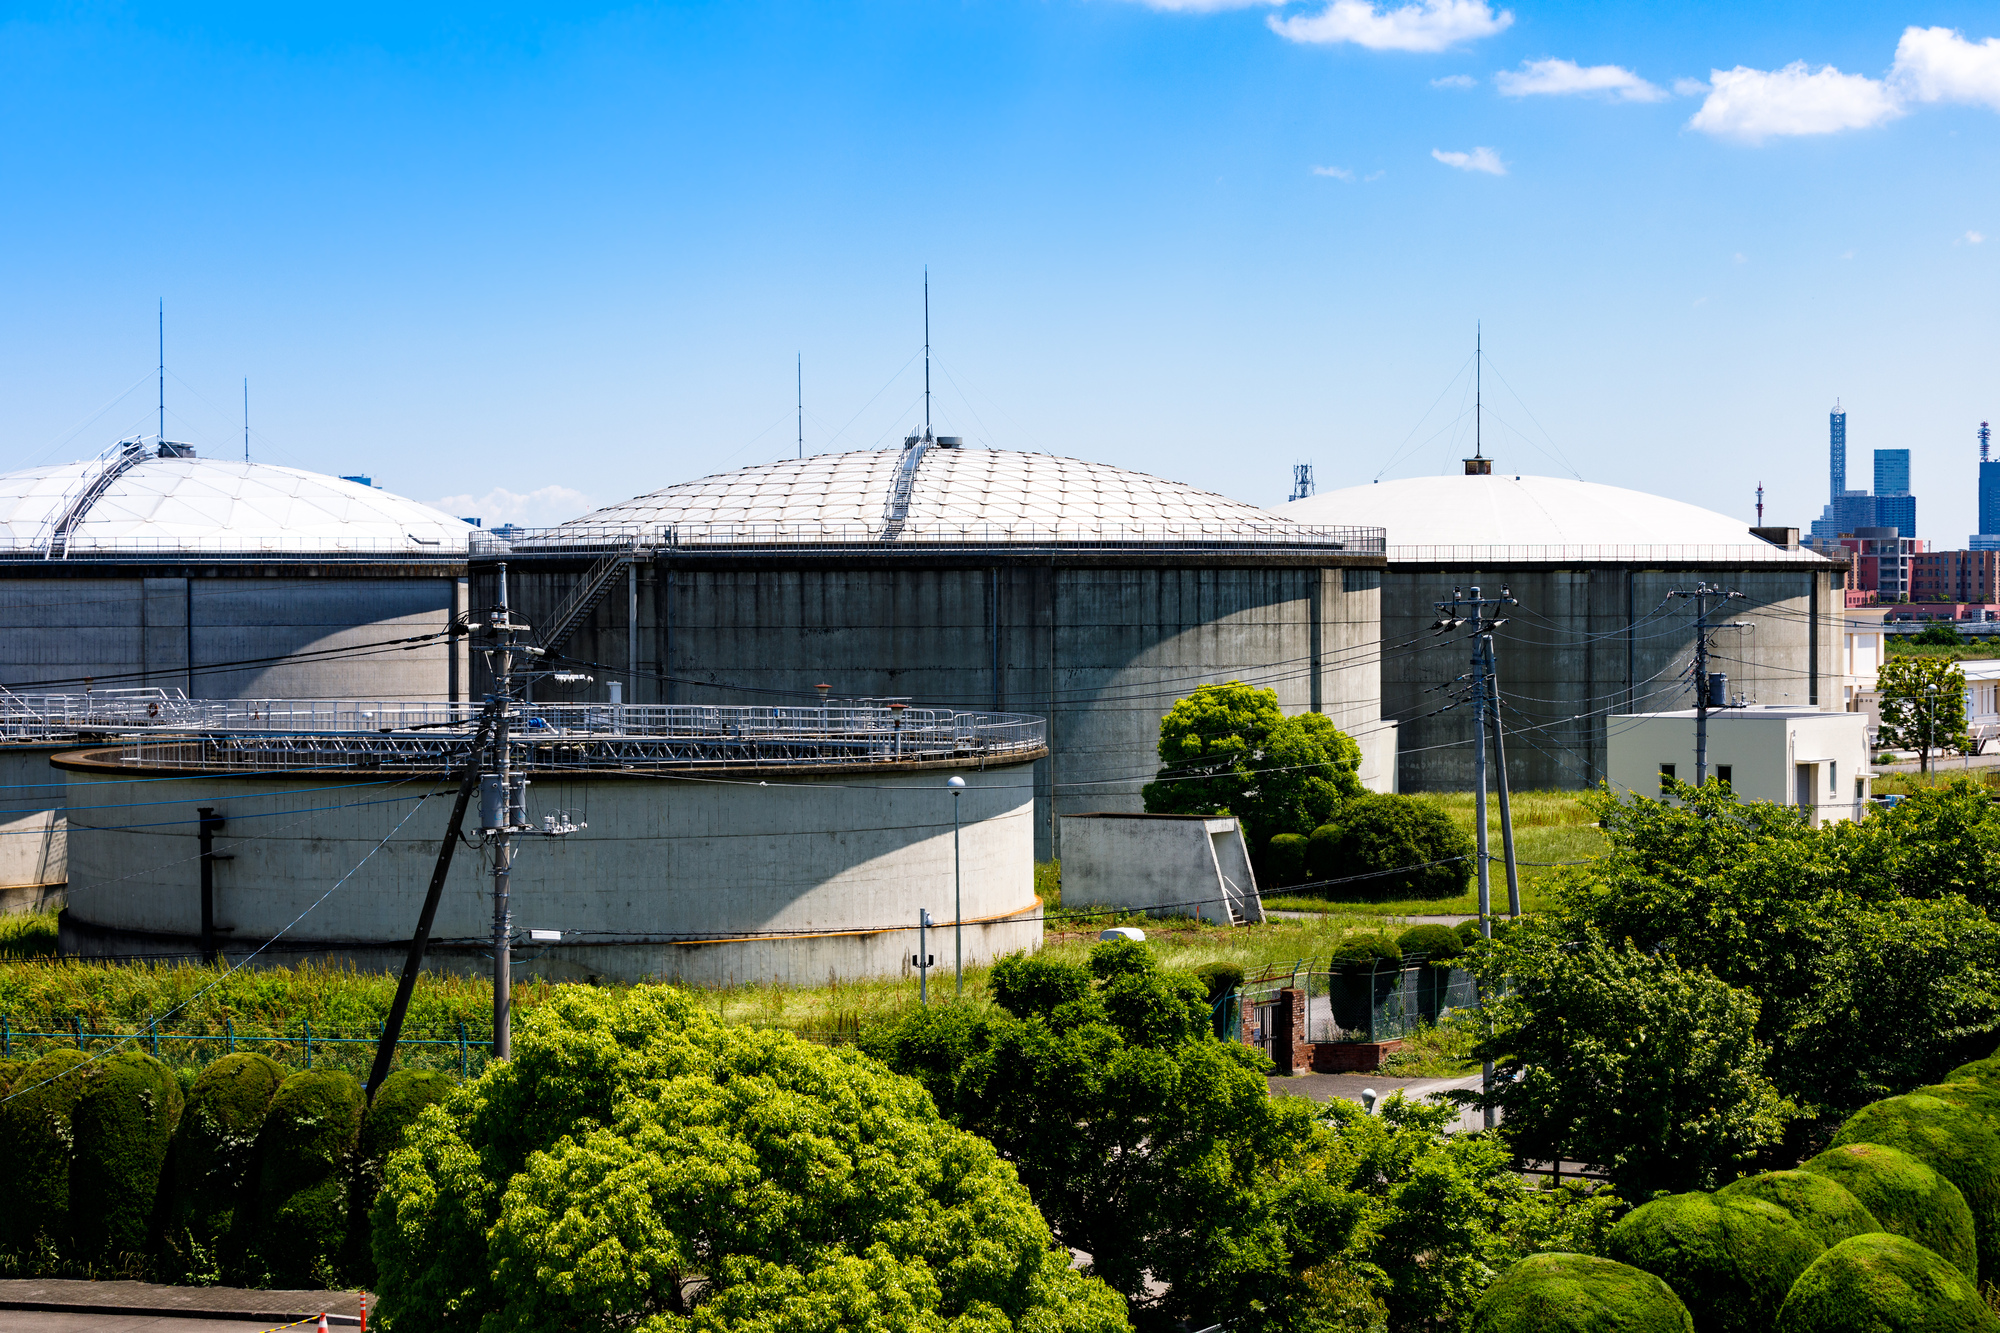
<box><xmin>1910</xmin><ymin>621</ymin><xmax>1965</xmax><ymax>646</ymax></box>
<box><xmin>1530</xmin><ymin>782</ymin><xmax>2000</xmax><ymax>1133</ymax></box>
<box><xmin>1877</xmin><ymin>655</ymin><xmax>1972</xmax><ymax>775</ymax></box>
<box><xmin>1140</xmin><ymin>682</ymin><xmax>1364</xmax><ymax>847</ymax></box>
<box><xmin>373</xmin><ymin>985</ymin><xmax>1126</xmax><ymax>1333</ymax></box>
<box><xmin>1470</xmin><ymin>928</ymin><xmax>1793</xmax><ymax>1199</ymax></box>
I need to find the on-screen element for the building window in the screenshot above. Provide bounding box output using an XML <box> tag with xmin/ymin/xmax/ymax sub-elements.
<box><xmin>1660</xmin><ymin>763</ymin><xmax>1676</xmax><ymax>793</ymax></box>
<box><xmin>1716</xmin><ymin>765</ymin><xmax>1732</xmax><ymax>786</ymax></box>
<box><xmin>1830</xmin><ymin>761</ymin><xmax>1837</xmax><ymax>791</ymax></box>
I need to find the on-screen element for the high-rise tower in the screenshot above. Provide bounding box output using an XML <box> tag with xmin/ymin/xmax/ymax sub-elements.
<box><xmin>1830</xmin><ymin>404</ymin><xmax>1847</xmax><ymax>504</ymax></box>
<box><xmin>1811</xmin><ymin>402</ymin><xmax>1875</xmax><ymax>539</ymax></box>
<box><xmin>1875</xmin><ymin>448</ymin><xmax>1915</xmax><ymax>539</ymax></box>
<box><xmin>1974</xmin><ymin>423</ymin><xmax>2000</xmax><ymax>550</ymax></box>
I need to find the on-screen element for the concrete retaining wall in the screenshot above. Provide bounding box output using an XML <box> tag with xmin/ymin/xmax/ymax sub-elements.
<box><xmin>1058</xmin><ymin>813</ymin><xmax>1263</xmax><ymax>924</ymax></box>
<box><xmin>0</xmin><ymin>745</ymin><xmax>67</xmax><ymax>913</ymax></box>
<box><xmin>56</xmin><ymin>751</ymin><xmax>1040</xmax><ymax>986</ymax></box>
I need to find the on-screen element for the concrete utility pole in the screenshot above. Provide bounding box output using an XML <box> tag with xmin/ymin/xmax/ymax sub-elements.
<box><xmin>483</xmin><ymin>563</ymin><xmax>538</xmax><ymax>1062</ymax></box>
<box><xmin>1669</xmin><ymin>582</ymin><xmax>1747</xmax><ymax>786</ymax></box>
<box><xmin>948</xmin><ymin>775</ymin><xmax>965</xmax><ymax>996</ymax></box>
<box><xmin>1434</xmin><ymin>583</ymin><xmax>1517</xmax><ymax>1134</ymax></box>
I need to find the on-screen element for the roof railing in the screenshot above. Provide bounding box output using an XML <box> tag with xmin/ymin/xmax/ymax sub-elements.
<box><xmin>470</xmin><ymin>520</ymin><xmax>1386</xmax><ymax>557</ymax></box>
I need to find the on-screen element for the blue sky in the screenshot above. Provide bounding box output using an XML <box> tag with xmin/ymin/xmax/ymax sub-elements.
<box><xmin>4</xmin><ymin>2</ymin><xmax>2000</xmax><ymax>540</ymax></box>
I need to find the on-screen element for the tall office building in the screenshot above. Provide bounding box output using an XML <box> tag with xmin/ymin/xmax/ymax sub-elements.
<box><xmin>1811</xmin><ymin>404</ymin><xmax>1878</xmax><ymax>539</ymax></box>
<box><xmin>1976</xmin><ymin>424</ymin><xmax>2000</xmax><ymax>550</ymax></box>
<box><xmin>1874</xmin><ymin>448</ymin><xmax>1915</xmax><ymax>539</ymax></box>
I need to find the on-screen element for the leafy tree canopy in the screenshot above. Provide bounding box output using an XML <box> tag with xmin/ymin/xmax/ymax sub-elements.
<box><xmin>1140</xmin><ymin>682</ymin><xmax>1364</xmax><ymax>846</ymax></box>
<box><xmin>372</xmin><ymin>986</ymin><xmax>1127</xmax><ymax>1333</ymax></box>
<box><xmin>1877</xmin><ymin>655</ymin><xmax>1973</xmax><ymax>773</ymax></box>
<box><xmin>1479</xmin><ymin>781</ymin><xmax>2000</xmax><ymax>1150</ymax></box>
<box><xmin>867</xmin><ymin>941</ymin><xmax>1618</xmax><ymax>1333</ymax></box>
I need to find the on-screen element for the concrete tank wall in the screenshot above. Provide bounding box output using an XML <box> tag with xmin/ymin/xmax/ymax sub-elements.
<box><xmin>1383</xmin><ymin>562</ymin><xmax>1840</xmax><ymax>791</ymax></box>
<box><xmin>57</xmin><ymin>752</ymin><xmax>1040</xmax><ymax>987</ymax></box>
<box><xmin>478</xmin><ymin>554</ymin><xmax>1388</xmax><ymax>859</ymax></box>
<box><xmin>0</xmin><ymin>566</ymin><xmax>468</xmax><ymax>699</ymax></box>
<box><xmin>0</xmin><ymin>745</ymin><xmax>66</xmax><ymax>914</ymax></box>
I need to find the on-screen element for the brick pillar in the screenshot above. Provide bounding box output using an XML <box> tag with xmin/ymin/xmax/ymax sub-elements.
<box><xmin>1273</xmin><ymin>986</ymin><xmax>1309</xmax><ymax>1074</ymax></box>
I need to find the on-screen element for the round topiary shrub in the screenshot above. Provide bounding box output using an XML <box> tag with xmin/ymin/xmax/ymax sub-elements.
<box><xmin>1265</xmin><ymin>833</ymin><xmax>1308</xmax><ymax>887</ymax></box>
<box><xmin>1396</xmin><ymin>923</ymin><xmax>1464</xmax><ymax>964</ymax></box>
<box><xmin>1714</xmin><ymin>1170</ymin><xmax>1881</xmax><ymax>1250</ymax></box>
<box><xmin>1920</xmin><ymin>1079</ymin><xmax>2000</xmax><ymax>1134</ymax></box>
<box><xmin>254</xmin><ymin>1068</ymin><xmax>364</xmax><ymax>1288</ymax></box>
<box><xmin>0</xmin><ymin>1048</ymin><xmax>93</xmax><ymax>1256</ymax></box>
<box><xmin>160</xmin><ymin>1052</ymin><xmax>287</xmax><ymax>1283</ymax></box>
<box><xmin>1304</xmin><ymin>793</ymin><xmax>1474</xmax><ymax>901</ymax></box>
<box><xmin>1471</xmin><ymin>1253</ymin><xmax>1694</xmax><ymax>1333</ymax></box>
<box><xmin>69</xmin><ymin>1049</ymin><xmax>184</xmax><ymax>1264</ymax></box>
<box><xmin>1775</xmin><ymin>1232</ymin><xmax>1998</xmax><ymax>1333</ymax></box>
<box><xmin>0</xmin><ymin>1056</ymin><xmax>25</xmax><ymax>1095</ymax></box>
<box><xmin>345</xmin><ymin>1068</ymin><xmax>455</xmax><ymax>1283</ymax></box>
<box><xmin>1605</xmin><ymin>1192</ymin><xmax>1824</xmax><ymax>1333</ymax></box>
<box><xmin>1832</xmin><ymin>1094</ymin><xmax>2000</xmax><ymax>1280</ymax></box>
<box><xmin>1194</xmin><ymin>961</ymin><xmax>1245</xmax><ymax>1003</ymax></box>
<box><xmin>1948</xmin><ymin>1055</ymin><xmax>2000</xmax><ymax>1091</ymax></box>
<box><xmin>1331</xmin><ymin>932</ymin><xmax>1403</xmax><ymax>967</ymax></box>
<box><xmin>1801</xmin><ymin>1142</ymin><xmax>1978</xmax><ymax>1282</ymax></box>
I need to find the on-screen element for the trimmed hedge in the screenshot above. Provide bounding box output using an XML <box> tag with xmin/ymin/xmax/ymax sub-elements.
<box><xmin>69</xmin><ymin>1051</ymin><xmax>183</xmax><ymax>1264</ymax></box>
<box><xmin>1831</xmin><ymin>1094</ymin><xmax>2000</xmax><ymax>1280</ymax></box>
<box><xmin>1396</xmin><ymin>923</ymin><xmax>1464</xmax><ymax>963</ymax></box>
<box><xmin>1714</xmin><ymin>1170</ymin><xmax>1880</xmax><ymax>1251</ymax></box>
<box><xmin>1776</xmin><ymin>1232</ymin><xmax>1998</xmax><ymax>1333</ymax></box>
<box><xmin>1948</xmin><ymin>1055</ymin><xmax>2000</xmax><ymax>1091</ymax></box>
<box><xmin>0</xmin><ymin>1048</ymin><xmax>93</xmax><ymax>1256</ymax></box>
<box><xmin>1801</xmin><ymin>1141</ymin><xmax>1979</xmax><ymax>1282</ymax></box>
<box><xmin>0</xmin><ymin>1055</ymin><xmax>25</xmax><ymax>1095</ymax></box>
<box><xmin>1920</xmin><ymin>1078</ymin><xmax>2000</xmax><ymax>1131</ymax></box>
<box><xmin>1265</xmin><ymin>833</ymin><xmax>1308</xmax><ymax>887</ymax></box>
<box><xmin>253</xmin><ymin>1069</ymin><xmax>364</xmax><ymax>1287</ymax></box>
<box><xmin>1605</xmin><ymin>1192</ymin><xmax>1823</xmax><ymax>1333</ymax></box>
<box><xmin>1194</xmin><ymin>962</ymin><xmax>1245</xmax><ymax>1003</ymax></box>
<box><xmin>345</xmin><ymin>1068</ymin><xmax>454</xmax><ymax>1283</ymax></box>
<box><xmin>1471</xmin><ymin>1253</ymin><xmax>1694</xmax><ymax>1333</ymax></box>
<box><xmin>160</xmin><ymin>1053</ymin><xmax>287</xmax><ymax>1283</ymax></box>
<box><xmin>1303</xmin><ymin>793</ymin><xmax>1474</xmax><ymax>901</ymax></box>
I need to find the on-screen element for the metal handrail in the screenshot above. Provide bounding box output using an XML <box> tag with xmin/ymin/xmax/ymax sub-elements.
<box><xmin>472</xmin><ymin>520</ymin><xmax>1386</xmax><ymax>557</ymax></box>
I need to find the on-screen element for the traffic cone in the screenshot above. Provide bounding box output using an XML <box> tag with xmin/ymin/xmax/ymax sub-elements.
<box><xmin>359</xmin><ymin>1293</ymin><xmax>367</xmax><ymax>1333</ymax></box>
<box><xmin>317</xmin><ymin>1315</ymin><xmax>328</xmax><ymax>1333</ymax></box>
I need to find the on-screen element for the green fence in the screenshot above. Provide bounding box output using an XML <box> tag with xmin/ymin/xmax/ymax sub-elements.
<box><xmin>1</xmin><ymin>1014</ymin><xmax>495</xmax><ymax>1079</ymax></box>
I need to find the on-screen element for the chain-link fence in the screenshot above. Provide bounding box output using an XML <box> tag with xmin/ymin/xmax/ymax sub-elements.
<box><xmin>1</xmin><ymin>1014</ymin><xmax>494</xmax><ymax>1079</ymax></box>
<box><xmin>1231</xmin><ymin>955</ymin><xmax>1479</xmax><ymax>1049</ymax></box>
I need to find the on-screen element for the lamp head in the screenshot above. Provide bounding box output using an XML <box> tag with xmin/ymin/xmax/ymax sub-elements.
<box><xmin>946</xmin><ymin>776</ymin><xmax>966</xmax><ymax>789</ymax></box>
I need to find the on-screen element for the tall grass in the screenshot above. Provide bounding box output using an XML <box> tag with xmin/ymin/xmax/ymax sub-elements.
<box><xmin>0</xmin><ymin>910</ymin><xmax>59</xmax><ymax>958</ymax></box>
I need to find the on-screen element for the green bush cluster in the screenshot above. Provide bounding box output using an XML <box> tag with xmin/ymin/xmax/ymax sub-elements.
<box><xmin>1264</xmin><ymin>832</ymin><xmax>1308</xmax><ymax>886</ymax></box>
<box><xmin>1301</xmin><ymin>792</ymin><xmax>1475</xmax><ymax>901</ymax></box>
<box><xmin>1396</xmin><ymin>923</ymin><xmax>1464</xmax><ymax>963</ymax></box>
<box><xmin>1495</xmin><ymin>1040</ymin><xmax>2000</xmax><ymax>1331</ymax></box>
<box><xmin>1470</xmin><ymin>1252</ymin><xmax>1694</xmax><ymax>1333</ymax></box>
<box><xmin>0</xmin><ymin>1047</ymin><xmax>451</xmax><ymax>1287</ymax></box>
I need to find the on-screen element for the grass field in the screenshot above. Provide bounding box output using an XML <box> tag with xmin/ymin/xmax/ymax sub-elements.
<box><xmin>0</xmin><ymin>909</ymin><xmax>58</xmax><ymax>958</ymax></box>
<box><xmin>1886</xmin><ymin>640</ymin><xmax>2000</xmax><ymax>661</ymax></box>
<box><xmin>1265</xmin><ymin>789</ymin><xmax>1604</xmax><ymax>918</ymax></box>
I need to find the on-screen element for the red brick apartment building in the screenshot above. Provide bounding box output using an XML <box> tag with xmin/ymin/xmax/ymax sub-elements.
<box><xmin>1913</xmin><ymin>549</ymin><xmax>2000</xmax><ymax>604</ymax></box>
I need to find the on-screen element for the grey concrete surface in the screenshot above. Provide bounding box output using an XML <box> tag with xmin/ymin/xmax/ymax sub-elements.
<box><xmin>477</xmin><ymin>556</ymin><xmax>1388</xmax><ymax>860</ymax></box>
<box><xmin>0</xmin><ymin>1278</ymin><xmax>360</xmax><ymax>1326</ymax></box>
<box><xmin>1060</xmin><ymin>813</ymin><xmax>1263</xmax><ymax>924</ymax></box>
<box><xmin>59</xmin><ymin>751</ymin><xmax>1042</xmax><ymax>986</ymax></box>
<box><xmin>1383</xmin><ymin>564</ymin><xmax>1839</xmax><ymax>791</ymax></box>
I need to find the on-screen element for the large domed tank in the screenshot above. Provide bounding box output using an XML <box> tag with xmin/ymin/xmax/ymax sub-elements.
<box><xmin>1276</xmin><ymin>468</ymin><xmax>1843</xmax><ymax>791</ymax></box>
<box><xmin>0</xmin><ymin>438</ymin><xmax>475</xmax><ymax>700</ymax></box>
<box><xmin>472</xmin><ymin>434</ymin><xmax>1391</xmax><ymax>858</ymax></box>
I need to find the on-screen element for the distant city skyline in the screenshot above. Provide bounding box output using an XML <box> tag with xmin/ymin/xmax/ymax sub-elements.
<box><xmin>2</xmin><ymin>2</ymin><xmax>1999</xmax><ymax>537</ymax></box>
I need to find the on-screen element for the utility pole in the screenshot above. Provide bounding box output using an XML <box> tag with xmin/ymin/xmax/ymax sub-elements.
<box><xmin>197</xmin><ymin>808</ymin><xmax>229</xmax><ymax>965</ymax></box>
<box><xmin>482</xmin><ymin>563</ymin><xmax>537</xmax><ymax>1062</ymax></box>
<box><xmin>1484</xmin><ymin>656</ymin><xmax>1521</xmax><ymax>919</ymax></box>
<box><xmin>915</xmin><ymin>908</ymin><xmax>934</xmax><ymax>1005</ymax></box>
<box><xmin>947</xmin><ymin>775</ymin><xmax>965</xmax><ymax>995</ymax></box>
<box><xmin>1434</xmin><ymin>583</ymin><xmax>1516</xmax><ymax>1132</ymax></box>
<box><xmin>1669</xmin><ymin>582</ymin><xmax>1746</xmax><ymax>786</ymax></box>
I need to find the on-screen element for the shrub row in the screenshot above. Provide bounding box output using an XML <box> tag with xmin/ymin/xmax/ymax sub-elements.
<box><xmin>0</xmin><ymin>1051</ymin><xmax>450</xmax><ymax>1287</ymax></box>
<box><xmin>1472</xmin><ymin>1046</ymin><xmax>2000</xmax><ymax>1332</ymax></box>
<box><xmin>1264</xmin><ymin>792</ymin><xmax>1475</xmax><ymax>901</ymax></box>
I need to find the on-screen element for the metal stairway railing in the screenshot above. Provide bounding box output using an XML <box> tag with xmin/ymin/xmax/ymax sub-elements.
<box><xmin>536</xmin><ymin>539</ymin><xmax>642</xmax><ymax>655</ymax></box>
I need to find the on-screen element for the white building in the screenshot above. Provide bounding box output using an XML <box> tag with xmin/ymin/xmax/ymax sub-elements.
<box><xmin>1607</xmin><ymin>706</ymin><xmax>1873</xmax><ymax>825</ymax></box>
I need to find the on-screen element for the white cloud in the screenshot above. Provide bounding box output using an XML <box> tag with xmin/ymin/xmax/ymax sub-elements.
<box><xmin>1431</xmin><ymin>73</ymin><xmax>1477</xmax><ymax>88</ymax></box>
<box><xmin>1687</xmin><ymin>62</ymin><xmax>1904</xmax><ymax>143</ymax></box>
<box><xmin>1364</xmin><ymin>169</ymin><xmax>1387</xmax><ymax>180</ymax></box>
<box><xmin>1891</xmin><ymin>26</ymin><xmax>2000</xmax><ymax>110</ymax></box>
<box><xmin>1271</xmin><ymin>0</ymin><xmax>1511</xmax><ymax>53</ymax></box>
<box><xmin>1673</xmin><ymin>77</ymin><xmax>1710</xmax><ymax>97</ymax></box>
<box><xmin>1113</xmin><ymin>0</ymin><xmax>1284</xmax><ymax>9</ymax></box>
<box><xmin>1495</xmin><ymin>58</ymin><xmax>1666</xmax><ymax>102</ymax></box>
<box><xmin>1432</xmin><ymin>145</ymin><xmax>1506</xmax><ymax>174</ymax></box>
<box><xmin>1312</xmin><ymin>164</ymin><xmax>1356</xmax><ymax>179</ymax></box>
<box><xmin>430</xmin><ymin>484</ymin><xmax>592</xmax><ymax>529</ymax></box>
<box><xmin>1968</xmin><ymin>230</ymin><xmax>1987</xmax><ymax>244</ymax></box>
<box><xmin>1733</xmin><ymin>252</ymin><xmax>1747</xmax><ymax>263</ymax></box>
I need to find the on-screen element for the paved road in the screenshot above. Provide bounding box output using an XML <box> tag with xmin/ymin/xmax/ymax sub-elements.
<box><xmin>2</xmin><ymin>1314</ymin><xmax>320</xmax><ymax>1333</ymax></box>
<box><xmin>1265</xmin><ymin>911</ymin><xmax>1473</xmax><ymax>926</ymax></box>
<box><xmin>1270</xmin><ymin>1070</ymin><xmax>1487</xmax><ymax>1132</ymax></box>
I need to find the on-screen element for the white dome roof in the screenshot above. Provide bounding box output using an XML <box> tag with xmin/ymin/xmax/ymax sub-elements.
<box><xmin>1276</xmin><ymin>473</ymin><xmax>1826</xmax><ymax>563</ymax></box>
<box><xmin>0</xmin><ymin>443</ymin><xmax>473</xmax><ymax>556</ymax></box>
<box><xmin>537</xmin><ymin>442</ymin><xmax>1368</xmax><ymax>548</ymax></box>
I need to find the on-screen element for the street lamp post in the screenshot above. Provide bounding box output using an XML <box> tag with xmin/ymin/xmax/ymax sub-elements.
<box><xmin>948</xmin><ymin>775</ymin><xmax>965</xmax><ymax>996</ymax></box>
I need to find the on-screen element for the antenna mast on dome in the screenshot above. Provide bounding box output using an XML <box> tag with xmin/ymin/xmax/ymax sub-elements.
<box><xmin>244</xmin><ymin>379</ymin><xmax>250</xmax><ymax>463</ymax></box>
<box><xmin>158</xmin><ymin>301</ymin><xmax>165</xmax><ymax>445</ymax></box>
<box><xmin>923</xmin><ymin>268</ymin><xmax>931</xmax><ymax>439</ymax></box>
<box><xmin>797</xmin><ymin>353</ymin><xmax>803</xmax><ymax>460</ymax></box>
<box><xmin>1464</xmin><ymin>323</ymin><xmax>1492</xmax><ymax>476</ymax></box>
